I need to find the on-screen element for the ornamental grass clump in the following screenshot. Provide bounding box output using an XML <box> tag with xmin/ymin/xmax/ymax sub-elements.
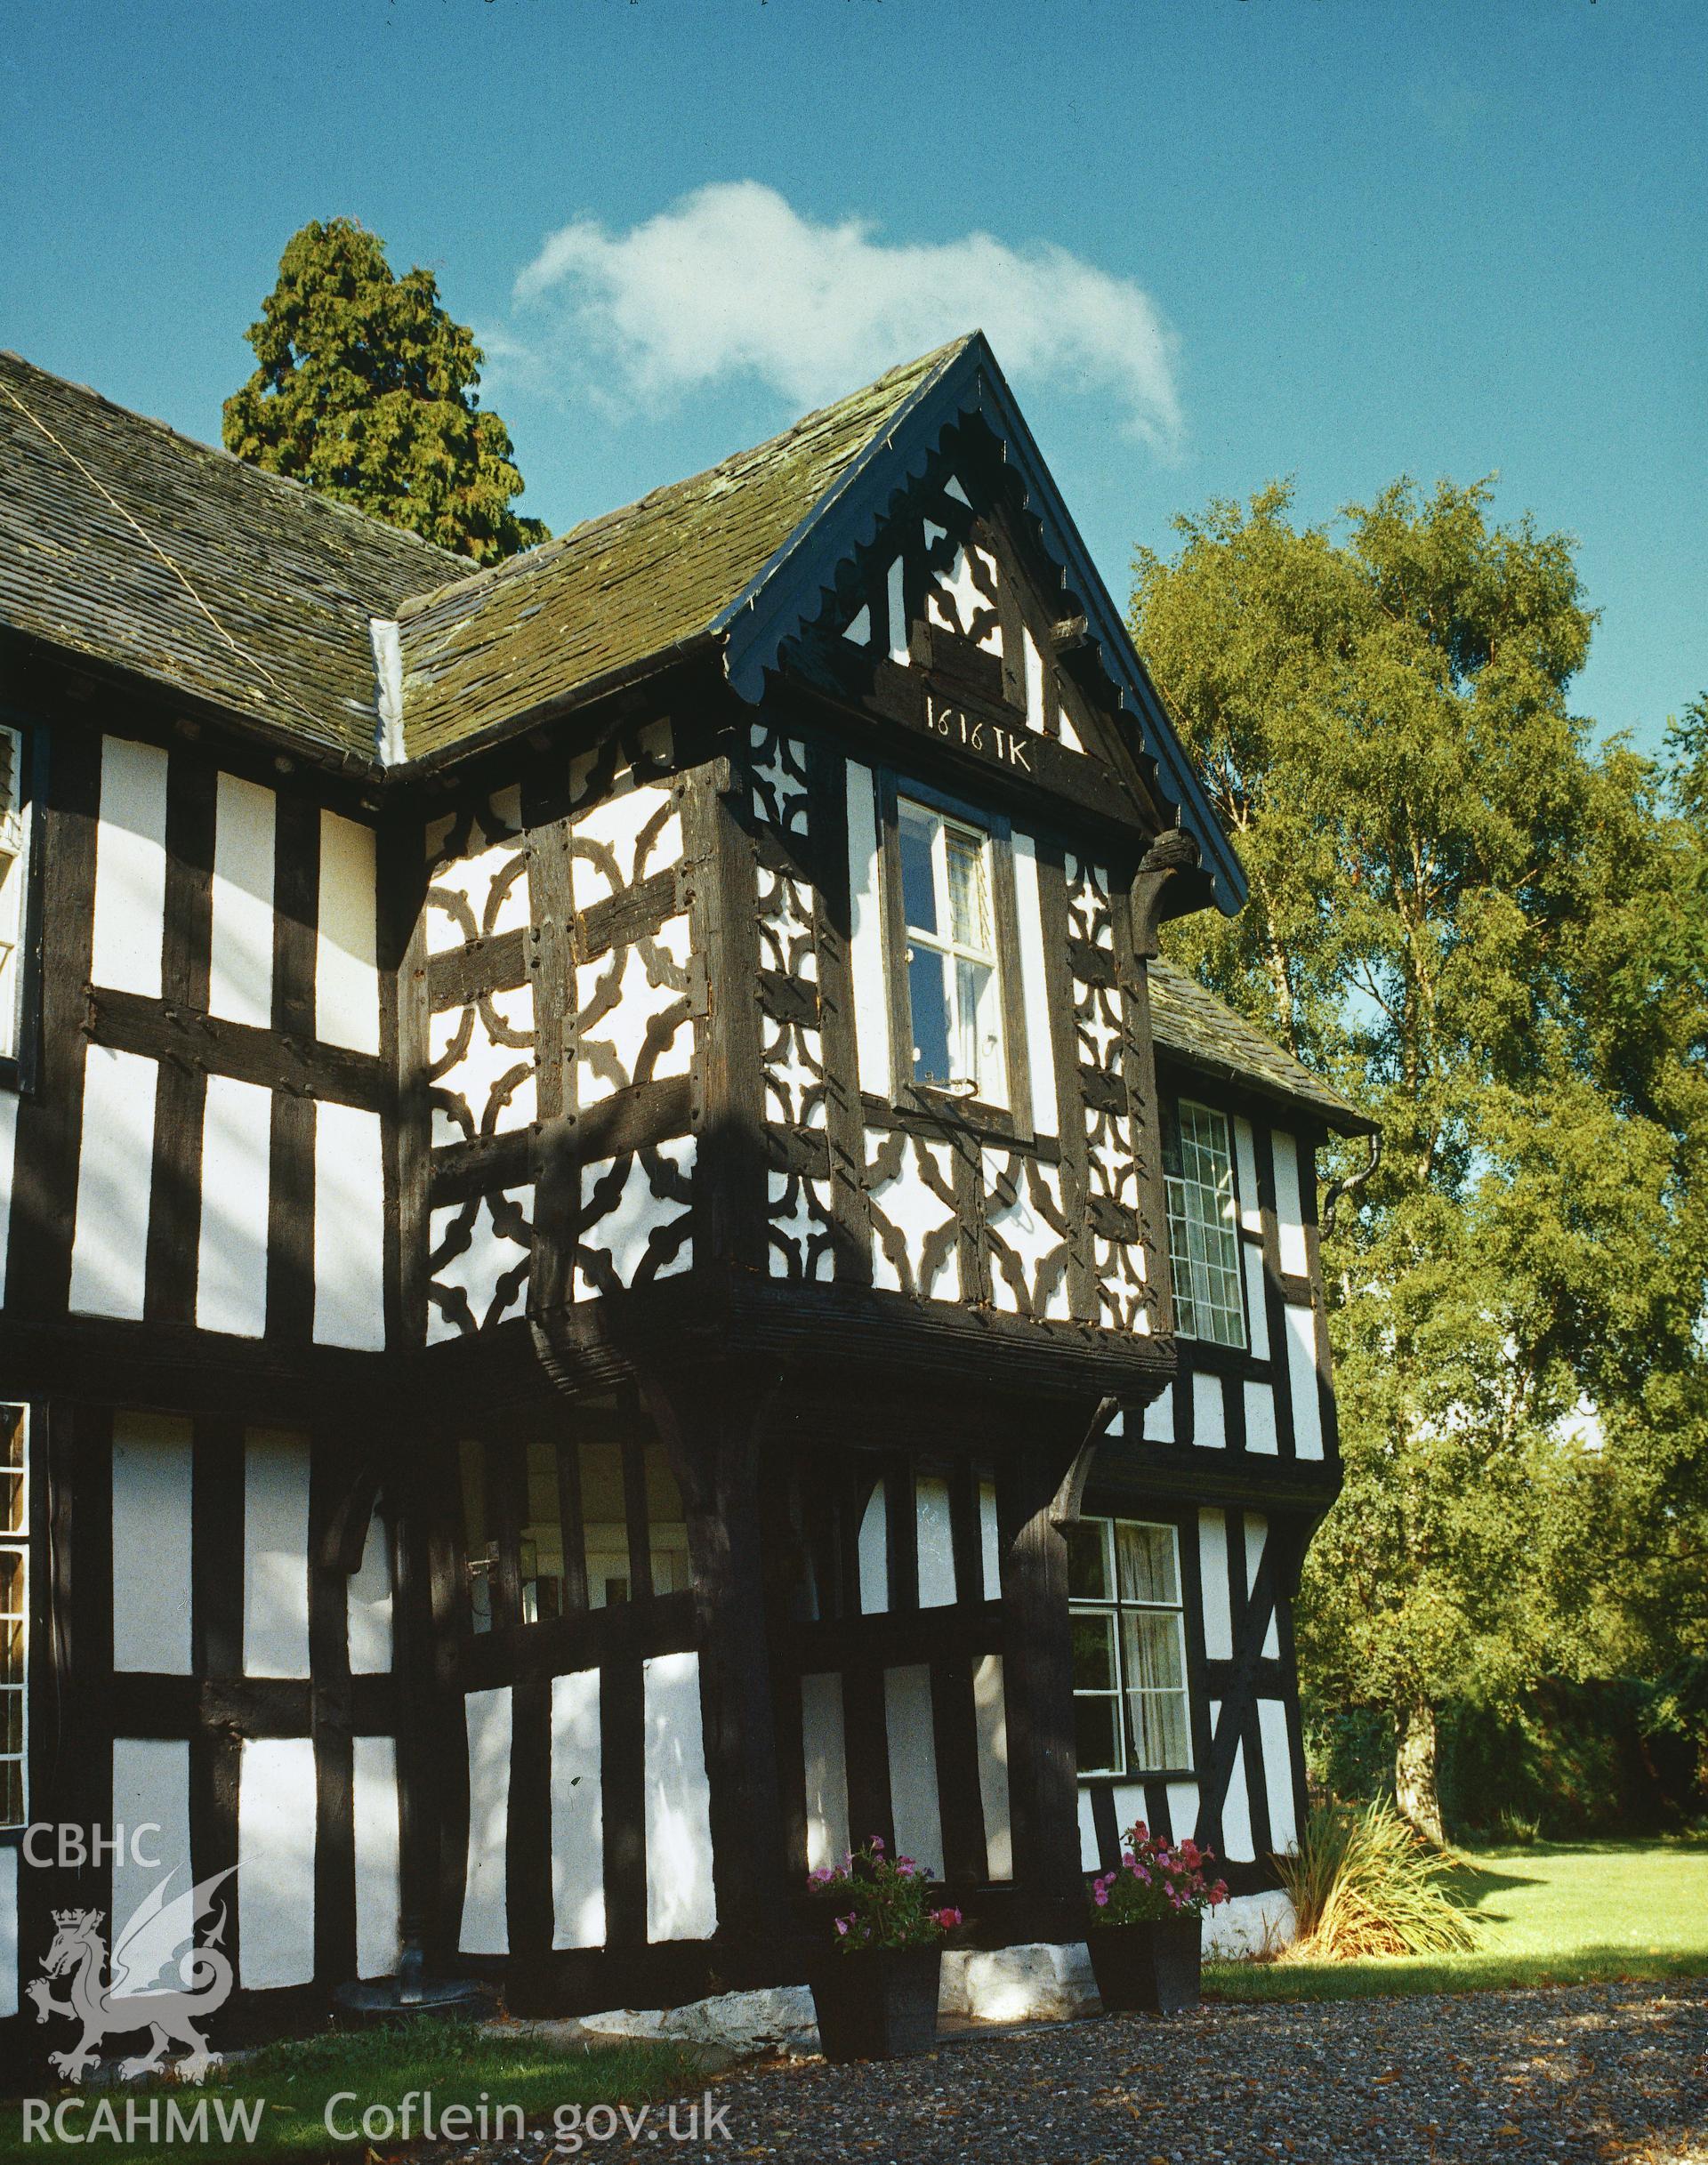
<box><xmin>809</xmin><ymin>1838</ymin><xmax>963</xmax><ymax>1952</ymax></box>
<box><xmin>1277</xmin><ymin>1798</ymin><xmax>1481</xmax><ymax>1959</ymax></box>
<box><xmin>1089</xmin><ymin>1822</ymin><xmax>1229</xmax><ymax>1924</ymax></box>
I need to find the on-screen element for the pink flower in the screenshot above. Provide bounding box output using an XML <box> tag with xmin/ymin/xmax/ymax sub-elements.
<box><xmin>1093</xmin><ymin>1887</ymin><xmax>1110</xmax><ymax>1907</ymax></box>
<box><xmin>834</xmin><ymin>1915</ymin><xmax>850</xmax><ymax>1936</ymax></box>
<box><xmin>1122</xmin><ymin>1850</ymin><xmax>1137</xmax><ymax>1868</ymax></box>
<box><xmin>932</xmin><ymin>1907</ymin><xmax>963</xmax><ymax>1928</ymax></box>
<box><xmin>870</xmin><ymin>1836</ymin><xmax>884</xmax><ymax>1853</ymax></box>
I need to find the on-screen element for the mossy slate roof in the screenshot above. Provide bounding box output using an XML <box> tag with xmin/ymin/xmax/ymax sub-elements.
<box><xmin>1148</xmin><ymin>960</ymin><xmax>1374</xmax><ymax>1135</ymax></box>
<box><xmin>0</xmin><ymin>350</ymin><xmax>460</xmax><ymax>761</ymax></box>
<box><xmin>0</xmin><ymin>339</ymin><xmax>961</xmax><ymax>768</ymax></box>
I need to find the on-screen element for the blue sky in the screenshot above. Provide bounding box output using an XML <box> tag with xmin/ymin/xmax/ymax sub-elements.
<box><xmin>3</xmin><ymin>0</ymin><xmax>1702</xmax><ymax>751</ymax></box>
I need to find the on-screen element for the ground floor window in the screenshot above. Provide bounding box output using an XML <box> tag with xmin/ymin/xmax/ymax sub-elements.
<box><xmin>459</xmin><ymin>1413</ymin><xmax>689</xmax><ymax>1634</ymax></box>
<box><xmin>1068</xmin><ymin>1515</ymin><xmax>1191</xmax><ymax>1777</ymax></box>
<box><xmin>1</xmin><ymin>1404</ymin><xmax>25</xmax><ymax>1826</ymax></box>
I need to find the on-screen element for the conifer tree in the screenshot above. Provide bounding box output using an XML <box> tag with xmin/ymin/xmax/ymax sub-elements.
<box><xmin>224</xmin><ymin>218</ymin><xmax>546</xmax><ymax>565</ymax></box>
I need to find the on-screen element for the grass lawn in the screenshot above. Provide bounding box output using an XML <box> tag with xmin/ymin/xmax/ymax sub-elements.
<box><xmin>0</xmin><ymin>2020</ymin><xmax>698</xmax><ymax>2165</ymax></box>
<box><xmin>1205</xmin><ymin>1838</ymin><xmax>1708</xmax><ymax>2002</ymax></box>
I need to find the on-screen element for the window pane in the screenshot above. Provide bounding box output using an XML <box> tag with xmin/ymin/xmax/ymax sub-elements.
<box><xmin>1071</xmin><ymin>1611</ymin><xmax>1117</xmax><ymax>1691</ymax></box>
<box><xmin>1067</xmin><ymin>1520</ymin><xmax>1111</xmax><ymax>1600</ymax></box>
<box><xmin>579</xmin><ymin>1441</ymin><xmax>630</xmax><ymax>1609</ymax></box>
<box><xmin>1</xmin><ymin>1758</ymin><xmax>20</xmax><ymax>1831</ymax></box>
<box><xmin>1123</xmin><ymin>1608</ymin><xmax>1186</xmax><ymax>1694</ymax></box>
<box><xmin>1116</xmin><ymin>1522</ymin><xmax>1179</xmax><ymax>1607</ymax></box>
<box><xmin>520</xmin><ymin>1441</ymin><xmax>564</xmax><ymax>1624</ymax></box>
<box><xmin>908</xmin><ymin>946</ymin><xmax>954</xmax><ymax>1084</ymax></box>
<box><xmin>1</xmin><ymin>1409</ymin><xmax>21</xmax><ymax>1470</ymax></box>
<box><xmin>1165</xmin><ymin>1101</ymin><xmax>1245</xmax><ymax>1348</ymax></box>
<box><xmin>1</xmin><ymin>1472</ymin><xmax>20</xmax><ymax>1538</ymax></box>
<box><xmin>945</xmin><ymin>828</ymin><xmax>990</xmax><ymax>951</ymax></box>
<box><xmin>644</xmin><ymin>1442</ymin><xmax>690</xmax><ymax>1596</ymax></box>
<box><xmin>955</xmin><ymin>956</ymin><xmax>998</xmax><ymax>1091</ymax></box>
<box><xmin>459</xmin><ymin>1440</ymin><xmax>496</xmax><ymax>1635</ymax></box>
<box><xmin>1132</xmin><ymin>1688</ymin><xmax>1191</xmax><ymax>1772</ymax></box>
<box><xmin>898</xmin><ymin>802</ymin><xmax>939</xmax><ymax>935</ymax></box>
<box><xmin>1075</xmin><ymin>1694</ymin><xmax>1122</xmax><ymax>1775</ymax></box>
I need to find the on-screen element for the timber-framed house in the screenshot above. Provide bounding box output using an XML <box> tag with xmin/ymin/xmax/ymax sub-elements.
<box><xmin>0</xmin><ymin>334</ymin><xmax>1372</xmax><ymax>2049</ymax></box>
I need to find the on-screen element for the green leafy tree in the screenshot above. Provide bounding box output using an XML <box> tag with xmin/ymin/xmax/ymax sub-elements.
<box><xmin>223</xmin><ymin>218</ymin><xmax>546</xmax><ymax>566</ymax></box>
<box><xmin>1131</xmin><ymin>483</ymin><xmax>1708</xmax><ymax>1841</ymax></box>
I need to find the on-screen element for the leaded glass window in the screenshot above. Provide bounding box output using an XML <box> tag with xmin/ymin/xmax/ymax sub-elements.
<box><xmin>1068</xmin><ymin>1515</ymin><xmax>1192</xmax><ymax>1777</ymax></box>
<box><xmin>1165</xmin><ymin>1099</ymin><xmax>1245</xmax><ymax>1347</ymax></box>
<box><xmin>1</xmin><ymin>1406</ymin><xmax>26</xmax><ymax>1828</ymax></box>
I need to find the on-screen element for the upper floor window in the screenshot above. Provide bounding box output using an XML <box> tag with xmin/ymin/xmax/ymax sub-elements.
<box><xmin>0</xmin><ymin>725</ymin><xmax>33</xmax><ymax>1074</ymax></box>
<box><xmin>1068</xmin><ymin>1514</ymin><xmax>1191</xmax><ymax>1777</ymax></box>
<box><xmin>1</xmin><ymin>1405</ymin><xmax>26</xmax><ymax>1828</ymax></box>
<box><xmin>1165</xmin><ymin>1099</ymin><xmax>1245</xmax><ymax>1347</ymax></box>
<box><xmin>898</xmin><ymin>794</ymin><xmax>1003</xmax><ymax>1102</ymax></box>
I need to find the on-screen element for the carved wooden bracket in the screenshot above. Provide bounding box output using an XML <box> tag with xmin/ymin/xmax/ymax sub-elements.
<box><xmin>1128</xmin><ymin>825</ymin><xmax>1205</xmax><ymax>959</ymax></box>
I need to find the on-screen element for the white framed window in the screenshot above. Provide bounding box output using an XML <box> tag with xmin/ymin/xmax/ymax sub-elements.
<box><xmin>1068</xmin><ymin>1515</ymin><xmax>1192</xmax><ymax>1777</ymax></box>
<box><xmin>1</xmin><ymin>1405</ymin><xmax>26</xmax><ymax>1829</ymax></box>
<box><xmin>897</xmin><ymin>793</ymin><xmax>1004</xmax><ymax>1102</ymax></box>
<box><xmin>1165</xmin><ymin>1099</ymin><xmax>1245</xmax><ymax>1347</ymax></box>
<box><xmin>0</xmin><ymin>725</ymin><xmax>30</xmax><ymax>1068</ymax></box>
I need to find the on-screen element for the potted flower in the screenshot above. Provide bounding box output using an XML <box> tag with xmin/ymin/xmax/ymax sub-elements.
<box><xmin>1084</xmin><ymin>1820</ymin><xmax>1229</xmax><ymax>2016</ymax></box>
<box><xmin>806</xmin><ymin>1838</ymin><xmax>963</xmax><ymax>2061</ymax></box>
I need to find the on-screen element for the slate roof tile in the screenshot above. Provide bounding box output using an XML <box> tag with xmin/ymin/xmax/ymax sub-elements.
<box><xmin>1148</xmin><ymin>959</ymin><xmax>1374</xmax><ymax>1134</ymax></box>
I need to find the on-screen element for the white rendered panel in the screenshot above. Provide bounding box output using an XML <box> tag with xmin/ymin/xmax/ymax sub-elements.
<box><xmin>110</xmin><ymin>1737</ymin><xmax>190</xmax><ymax>1971</ymax></box>
<box><xmin>1211</xmin><ymin>1702</ymin><xmax>1256</xmax><ymax>1863</ymax></box>
<box><xmin>238</xmin><ymin>1735</ymin><xmax>317</xmax><ymax>1987</ymax></box>
<box><xmin>208</xmin><ymin>771</ymin><xmax>276</xmax><ymax>1027</ymax></box>
<box><xmin>1192</xmin><ymin>1371</ymin><xmax>1226</xmax><ymax>1450</ymax></box>
<box><xmin>111</xmin><ymin>1412</ymin><xmax>193</xmax><ymax>1675</ymax></box>
<box><xmin>551</xmin><ymin>1669</ymin><xmax>606</xmax><ymax>1950</ymax></box>
<box><xmin>979</xmin><ymin>1479</ymin><xmax>1002</xmax><ymax>1600</ymax></box>
<box><xmin>883</xmin><ymin>1664</ymin><xmax>944</xmax><ymax>1876</ymax></box>
<box><xmin>347</xmin><ymin>1512</ymin><xmax>393</xmax><ymax>1676</ymax></box>
<box><xmin>1259</xmin><ymin>1700</ymin><xmax>1299</xmax><ymax>1854</ymax></box>
<box><xmin>801</xmin><ymin>1672</ymin><xmax>850</xmax><ymax>1876</ymax></box>
<box><xmin>352</xmin><ymin>1735</ymin><xmax>401</xmax><ymax>1980</ymax></box>
<box><xmin>1245</xmin><ymin>1517</ymin><xmax>1281</xmax><ymax>1657</ymax></box>
<box><xmin>1270</xmin><ymin>1131</ymin><xmax>1309</xmax><ymax>1276</ymax></box>
<box><xmin>1010</xmin><ymin>832</ymin><xmax>1059</xmax><ymax>1136</ymax></box>
<box><xmin>845</xmin><ymin>762</ymin><xmax>890</xmax><ymax>1096</ymax></box>
<box><xmin>91</xmin><ymin>736</ymin><xmax>168</xmax><ymax>997</ymax></box>
<box><xmin>1023</xmin><ymin>627</ymin><xmax>1046</xmax><ymax>733</ymax></box>
<box><xmin>972</xmin><ymin>1654</ymin><xmax>1013</xmax><ymax>1881</ymax></box>
<box><xmin>1243</xmin><ymin>1243</ymin><xmax>1270</xmax><ymax>1360</ymax></box>
<box><xmin>1111</xmin><ymin>1782</ymin><xmax>1148</xmax><ymax>1842</ymax></box>
<box><xmin>1144</xmin><ymin>1388</ymin><xmax>1176</xmax><ymax>1444</ymax></box>
<box><xmin>313</xmin><ymin>1101</ymin><xmax>386</xmax><ymax>1350</ymax></box>
<box><xmin>1076</xmin><ymin>1786</ymin><xmax>1100</xmax><ymax>1871</ymax></box>
<box><xmin>0</xmin><ymin>1088</ymin><xmax>17</xmax><ymax>1304</ymax></box>
<box><xmin>196</xmin><ymin>1074</ymin><xmax>271</xmax><ymax>1337</ymax></box>
<box><xmin>461</xmin><ymin>1686</ymin><xmax>512</xmax><ymax>1955</ymax></box>
<box><xmin>1244</xmin><ymin>1379</ymin><xmax>1280</xmax><ymax>1458</ymax></box>
<box><xmin>914</xmin><ymin>1475</ymin><xmax>956</xmax><ymax>1607</ymax></box>
<box><xmin>68</xmin><ymin>1046</ymin><xmax>157</xmax><ymax>1319</ymax></box>
<box><xmin>0</xmin><ymin>1847</ymin><xmax>15</xmax><ymax>2019</ymax></box>
<box><xmin>858</xmin><ymin>1482</ymin><xmax>889</xmax><ymax>1614</ymax></box>
<box><xmin>886</xmin><ymin>557</ymin><xmax>909</xmax><ymax>664</ymax></box>
<box><xmin>244</xmin><ymin>1430</ymin><xmax>311</xmax><ymax>1679</ymax></box>
<box><xmin>643</xmin><ymin>1651</ymin><xmax>718</xmax><ymax>1943</ymax></box>
<box><xmin>1198</xmin><ymin>1510</ymin><xmax>1234</xmax><ymax>1661</ymax></box>
<box><xmin>1286</xmin><ymin>1304</ymin><xmax>1325</xmax><ymax>1460</ymax></box>
<box><xmin>316</xmin><ymin>810</ymin><xmax>380</xmax><ymax>1054</ymax></box>
<box><xmin>1233</xmin><ymin>1116</ymin><xmax>1262</xmax><ymax>1235</ymax></box>
<box><xmin>1167</xmin><ymin>1780</ymin><xmax>1201</xmax><ymax>1846</ymax></box>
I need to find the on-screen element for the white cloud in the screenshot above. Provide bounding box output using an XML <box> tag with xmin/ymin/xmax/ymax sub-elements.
<box><xmin>511</xmin><ymin>181</ymin><xmax>1183</xmax><ymax>451</ymax></box>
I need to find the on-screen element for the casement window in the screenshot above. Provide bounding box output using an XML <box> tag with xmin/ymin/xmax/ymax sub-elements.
<box><xmin>1164</xmin><ymin>1099</ymin><xmax>1246</xmax><ymax>1348</ymax></box>
<box><xmin>1</xmin><ymin>1406</ymin><xmax>26</xmax><ymax>1828</ymax></box>
<box><xmin>897</xmin><ymin>794</ymin><xmax>1005</xmax><ymax>1102</ymax></box>
<box><xmin>459</xmin><ymin>1429</ymin><xmax>690</xmax><ymax>1634</ymax></box>
<box><xmin>1068</xmin><ymin>1515</ymin><xmax>1192</xmax><ymax>1777</ymax></box>
<box><xmin>0</xmin><ymin>724</ymin><xmax>35</xmax><ymax>1075</ymax></box>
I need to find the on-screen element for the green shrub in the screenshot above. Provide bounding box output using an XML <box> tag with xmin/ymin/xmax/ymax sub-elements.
<box><xmin>1277</xmin><ymin>1799</ymin><xmax>1480</xmax><ymax>1960</ymax></box>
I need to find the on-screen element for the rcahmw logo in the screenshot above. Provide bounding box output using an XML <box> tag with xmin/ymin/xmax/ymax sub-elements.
<box><xmin>20</xmin><ymin>1823</ymin><xmax>236</xmax><ymax>2086</ymax></box>
<box><xmin>21</xmin><ymin>2094</ymin><xmax>264</xmax><ymax>2147</ymax></box>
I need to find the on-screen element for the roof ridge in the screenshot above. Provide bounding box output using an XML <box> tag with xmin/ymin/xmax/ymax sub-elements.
<box><xmin>0</xmin><ymin>350</ymin><xmax>465</xmax><ymax>570</ymax></box>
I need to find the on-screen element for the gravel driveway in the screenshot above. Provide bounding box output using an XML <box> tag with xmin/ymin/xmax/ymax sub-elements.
<box><xmin>665</xmin><ymin>1980</ymin><xmax>1707</xmax><ymax>2164</ymax></box>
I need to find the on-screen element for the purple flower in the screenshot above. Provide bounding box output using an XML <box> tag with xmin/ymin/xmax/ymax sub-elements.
<box><xmin>1122</xmin><ymin>1851</ymin><xmax>1137</xmax><ymax>1869</ymax></box>
<box><xmin>870</xmin><ymin>1835</ymin><xmax>884</xmax><ymax>1853</ymax></box>
<box><xmin>834</xmin><ymin>1915</ymin><xmax>850</xmax><ymax>1936</ymax></box>
<box><xmin>1093</xmin><ymin>1887</ymin><xmax>1110</xmax><ymax>1907</ymax></box>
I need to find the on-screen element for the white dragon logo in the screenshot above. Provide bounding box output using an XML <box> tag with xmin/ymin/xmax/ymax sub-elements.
<box><xmin>26</xmin><ymin>1868</ymin><xmax>236</xmax><ymax>2084</ymax></box>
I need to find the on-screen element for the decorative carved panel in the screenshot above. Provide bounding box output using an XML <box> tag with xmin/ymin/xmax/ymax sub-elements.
<box><xmin>426</xmin><ymin>1185</ymin><xmax>534</xmax><ymax>1340</ymax></box>
<box><xmin>574</xmin><ymin>1139</ymin><xmax>695</xmax><ymax>1298</ymax></box>
<box><xmin>866</xmin><ymin>1128</ymin><xmax>961</xmax><ymax>1301</ymax></box>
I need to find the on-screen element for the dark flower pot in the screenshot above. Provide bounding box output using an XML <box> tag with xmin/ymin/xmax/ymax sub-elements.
<box><xmin>810</xmin><ymin>1944</ymin><xmax>942</xmax><ymax>2061</ymax></box>
<box><xmin>1087</xmin><ymin>1916</ymin><xmax>1203</xmax><ymax>2016</ymax></box>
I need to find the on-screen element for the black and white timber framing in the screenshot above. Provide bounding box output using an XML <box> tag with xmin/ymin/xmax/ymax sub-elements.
<box><xmin>0</xmin><ymin>335</ymin><xmax>1373</xmax><ymax>2064</ymax></box>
